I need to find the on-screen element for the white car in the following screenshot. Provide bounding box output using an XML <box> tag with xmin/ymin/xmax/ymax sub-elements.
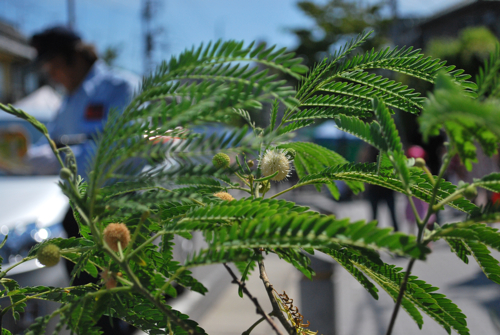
<box><xmin>0</xmin><ymin>86</ymin><xmax>71</xmax><ymax>333</ymax></box>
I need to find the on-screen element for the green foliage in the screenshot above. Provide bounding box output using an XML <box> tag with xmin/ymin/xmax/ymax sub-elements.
<box><xmin>278</xmin><ymin>142</ymin><xmax>364</xmax><ymax>199</ymax></box>
<box><xmin>428</xmin><ymin>222</ymin><xmax>500</xmax><ymax>285</ymax></box>
<box><xmin>299</xmin><ymin>162</ymin><xmax>477</xmax><ymax>213</ymax></box>
<box><xmin>327</xmin><ymin>248</ymin><xmax>470</xmax><ymax>334</ymax></box>
<box><xmin>427</xmin><ymin>26</ymin><xmax>499</xmax><ymax>86</ymax></box>
<box><xmin>290</xmin><ymin>0</ymin><xmax>392</xmax><ymax>67</ymax></box>
<box><xmin>1</xmin><ymin>30</ymin><xmax>500</xmax><ymax>335</ymax></box>
<box><xmin>420</xmin><ymin>73</ymin><xmax>500</xmax><ymax>170</ymax></box>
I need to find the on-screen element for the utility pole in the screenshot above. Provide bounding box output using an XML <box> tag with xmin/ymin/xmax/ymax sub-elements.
<box><xmin>142</xmin><ymin>0</ymin><xmax>163</xmax><ymax>75</ymax></box>
<box><xmin>67</xmin><ymin>0</ymin><xmax>76</xmax><ymax>30</ymax></box>
<box><xmin>390</xmin><ymin>0</ymin><xmax>398</xmax><ymax>19</ymax></box>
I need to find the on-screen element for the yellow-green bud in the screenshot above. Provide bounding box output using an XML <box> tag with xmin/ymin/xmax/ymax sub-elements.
<box><xmin>37</xmin><ymin>244</ymin><xmax>61</xmax><ymax>267</ymax></box>
<box><xmin>59</xmin><ymin>168</ymin><xmax>72</xmax><ymax>180</ymax></box>
<box><xmin>247</xmin><ymin>160</ymin><xmax>254</xmax><ymax>168</ymax></box>
<box><xmin>212</xmin><ymin>153</ymin><xmax>230</xmax><ymax>169</ymax></box>
<box><xmin>414</xmin><ymin>158</ymin><xmax>426</xmax><ymax>168</ymax></box>
<box><xmin>464</xmin><ymin>185</ymin><xmax>477</xmax><ymax>200</ymax></box>
<box><xmin>260</xmin><ymin>180</ymin><xmax>271</xmax><ymax>194</ymax></box>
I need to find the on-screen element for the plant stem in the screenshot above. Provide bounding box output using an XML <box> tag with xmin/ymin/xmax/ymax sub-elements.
<box><xmin>386</xmin><ymin>147</ymin><xmax>455</xmax><ymax>335</ymax></box>
<box><xmin>125</xmin><ymin>211</ymin><xmax>148</xmax><ymax>258</ymax></box>
<box><xmin>127</xmin><ymin>230</ymin><xmax>167</xmax><ymax>260</ymax></box>
<box><xmin>406</xmin><ymin>196</ymin><xmax>422</xmax><ymax>226</ymax></box>
<box><xmin>45</xmin><ymin>135</ymin><xmax>65</xmax><ymax>169</ymax></box>
<box><xmin>242</xmin><ymin>316</ymin><xmax>267</xmax><ymax>335</ymax></box>
<box><xmin>156</xmin><ymin>266</ymin><xmax>186</xmax><ymax>299</ymax></box>
<box><xmin>1</xmin><ymin>283</ymin><xmax>97</xmax><ymax>316</ymax></box>
<box><xmin>0</xmin><ymin>256</ymin><xmax>35</xmax><ymax>279</ymax></box>
<box><xmin>422</xmin><ymin>166</ymin><xmax>435</xmax><ymax>185</ymax></box>
<box><xmin>257</xmin><ymin>256</ymin><xmax>297</xmax><ymax>335</ymax></box>
<box><xmin>223</xmin><ymin>263</ymin><xmax>284</xmax><ymax>335</ymax></box>
<box><xmin>385</xmin><ymin>258</ymin><xmax>416</xmax><ymax>335</ymax></box>
<box><xmin>235</xmin><ymin>172</ymin><xmax>251</xmax><ymax>187</ymax></box>
<box><xmin>93</xmin><ymin>216</ymin><xmax>200</xmax><ymax>334</ymax></box>
<box><xmin>269</xmin><ymin>184</ymin><xmax>301</xmax><ymax>199</ymax></box>
<box><xmin>432</xmin><ymin>191</ymin><xmax>464</xmax><ymax>212</ymax></box>
<box><xmin>228</xmin><ymin>186</ymin><xmax>252</xmax><ymax>194</ymax></box>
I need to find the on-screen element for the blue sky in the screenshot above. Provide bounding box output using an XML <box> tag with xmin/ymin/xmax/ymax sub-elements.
<box><xmin>0</xmin><ymin>0</ymin><xmax>463</xmax><ymax>75</ymax></box>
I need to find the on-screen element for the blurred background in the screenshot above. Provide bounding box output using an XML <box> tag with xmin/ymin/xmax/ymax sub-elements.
<box><xmin>0</xmin><ymin>0</ymin><xmax>500</xmax><ymax>334</ymax></box>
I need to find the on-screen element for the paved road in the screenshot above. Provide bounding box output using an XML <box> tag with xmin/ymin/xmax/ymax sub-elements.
<box><xmin>136</xmin><ymin>191</ymin><xmax>500</xmax><ymax>335</ymax></box>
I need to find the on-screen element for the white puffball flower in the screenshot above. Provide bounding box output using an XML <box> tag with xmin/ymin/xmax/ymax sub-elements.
<box><xmin>260</xmin><ymin>149</ymin><xmax>292</xmax><ymax>182</ymax></box>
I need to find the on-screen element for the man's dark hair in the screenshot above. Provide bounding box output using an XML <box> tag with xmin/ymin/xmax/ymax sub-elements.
<box><xmin>30</xmin><ymin>26</ymin><xmax>98</xmax><ymax>65</ymax></box>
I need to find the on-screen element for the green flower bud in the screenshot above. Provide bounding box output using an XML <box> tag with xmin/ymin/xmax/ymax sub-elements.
<box><xmin>247</xmin><ymin>160</ymin><xmax>254</xmax><ymax>168</ymax></box>
<box><xmin>59</xmin><ymin>168</ymin><xmax>73</xmax><ymax>180</ymax></box>
<box><xmin>260</xmin><ymin>180</ymin><xmax>271</xmax><ymax>194</ymax></box>
<box><xmin>212</xmin><ymin>153</ymin><xmax>230</xmax><ymax>169</ymax></box>
<box><xmin>464</xmin><ymin>185</ymin><xmax>477</xmax><ymax>200</ymax></box>
<box><xmin>414</xmin><ymin>158</ymin><xmax>426</xmax><ymax>168</ymax></box>
<box><xmin>37</xmin><ymin>244</ymin><xmax>61</xmax><ymax>267</ymax></box>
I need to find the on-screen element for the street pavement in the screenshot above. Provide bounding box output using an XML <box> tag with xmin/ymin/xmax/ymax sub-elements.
<box><xmin>136</xmin><ymin>190</ymin><xmax>500</xmax><ymax>335</ymax></box>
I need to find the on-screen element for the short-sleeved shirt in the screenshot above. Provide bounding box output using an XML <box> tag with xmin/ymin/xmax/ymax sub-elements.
<box><xmin>49</xmin><ymin>60</ymin><xmax>136</xmax><ymax>140</ymax></box>
<box><xmin>28</xmin><ymin>61</ymin><xmax>138</xmax><ymax>177</ymax></box>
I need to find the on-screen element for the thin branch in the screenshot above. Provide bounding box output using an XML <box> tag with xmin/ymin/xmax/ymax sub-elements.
<box><xmin>269</xmin><ymin>184</ymin><xmax>301</xmax><ymax>199</ymax></box>
<box><xmin>222</xmin><ymin>263</ymin><xmax>284</xmax><ymax>335</ymax></box>
<box><xmin>242</xmin><ymin>316</ymin><xmax>267</xmax><ymax>335</ymax></box>
<box><xmin>0</xmin><ymin>256</ymin><xmax>35</xmax><ymax>279</ymax></box>
<box><xmin>385</xmin><ymin>258</ymin><xmax>416</xmax><ymax>335</ymax></box>
<box><xmin>257</xmin><ymin>257</ymin><xmax>297</xmax><ymax>335</ymax></box>
<box><xmin>386</xmin><ymin>145</ymin><xmax>456</xmax><ymax>335</ymax></box>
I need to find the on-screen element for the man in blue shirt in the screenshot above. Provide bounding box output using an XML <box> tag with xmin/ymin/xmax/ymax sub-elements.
<box><xmin>29</xmin><ymin>26</ymin><xmax>138</xmax><ymax>334</ymax></box>
<box><xmin>28</xmin><ymin>26</ymin><xmax>138</xmax><ymax>177</ymax></box>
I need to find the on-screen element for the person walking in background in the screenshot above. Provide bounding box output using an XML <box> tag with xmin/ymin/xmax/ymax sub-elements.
<box><xmin>27</xmin><ymin>25</ymin><xmax>138</xmax><ymax>335</ymax></box>
<box><xmin>360</xmin><ymin>145</ymin><xmax>400</xmax><ymax>231</ymax></box>
<box><xmin>27</xmin><ymin>26</ymin><xmax>137</xmax><ymax>177</ymax></box>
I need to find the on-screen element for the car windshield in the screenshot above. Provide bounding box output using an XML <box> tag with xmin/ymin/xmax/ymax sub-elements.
<box><xmin>0</xmin><ymin>119</ymin><xmax>55</xmax><ymax>176</ymax></box>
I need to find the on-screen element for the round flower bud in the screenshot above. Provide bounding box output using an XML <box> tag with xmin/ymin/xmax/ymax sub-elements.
<box><xmin>59</xmin><ymin>168</ymin><xmax>72</xmax><ymax>180</ymax></box>
<box><xmin>414</xmin><ymin>158</ymin><xmax>426</xmax><ymax>168</ymax></box>
<box><xmin>100</xmin><ymin>269</ymin><xmax>117</xmax><ymax>289</ymax></box>
<box><xmin>464</xmin><ymin>185</ymin><xmax>478</xmax><ymax>200</ymax></box>
<box><xmin>247</xmin><ymin>160</ymin><xmax>254</xmax><ymax>168</ymax></box>
<box><xmin>260</xmin><ymin>149</ymin><xmax>291</xmax><ymax>182</ymax></box>
<box><xmin>212</xmin><ymin>153</ymin><xmax>230</xmax><ymax>169</ymax></box>
<box><xmin>214</xmin><ymin>192</ymin><xmax>235</xmax><ymax>201</ymax></box>
<box><xmin>103</xmin><ymin>223</ymin><xmax>131</xmax><ymax>252</ymax></box>
<box><xmin>37</xmin><ymin>244</ymin><xmax>61</xmax><ymax>267</ymax></box>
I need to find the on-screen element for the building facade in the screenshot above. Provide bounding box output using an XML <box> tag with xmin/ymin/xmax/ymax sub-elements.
<box><xmin>0</xmin><ymin>20</ymin><xmax>36</xmax><ymax>103</ymax></box>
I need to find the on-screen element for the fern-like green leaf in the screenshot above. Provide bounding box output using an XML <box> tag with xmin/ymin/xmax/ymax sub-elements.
<box><xmin>372</xmin><ymin>97</ymin><xmax>410</xmax><ymax>190</ymax></box>
<box><xmin>429</xmin><ymin>222</ymin><xmax>500</xmax><ymax>284</ymax></box>
<box><xmin>299</xmin><ymin>163</ymin><xmax>477</xmax><ymax>213</ymax></box>
<box><xmin>476</xmin><ymin>44</ymin><xmax>500</xmax><ymax>98</ymax></box>
<box><xmin>336</xmin><ymin>71</ymin><xmax>425</xmax><ymax>113</ymax></box>
<box><xmin>278</xmin><ymin>142</ymin><xmax>364</xmax><ymax>198</ymax></box>
<box><xmin>327</xmin><ymin>249</ymin><xmax>469</xmax><ymax>334</ymax></box>
<box><xmin>332</xmin><ymin>46</ymin><xmax>476</xmax><ymax>95</ymax></box>
<box><xmin>420</xmin><ymin>73</ymin><xmax>500</xmax><ymax>170</ymax></box>
<box><xmin>334</xmin><ymin>115</ymin><xmax>387</xmax><ymax>151</ymax></box>
<box><xmin>183</xmin><ymin>205</ymin><xmax>429</xmax><ymax>262</ymax></box>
